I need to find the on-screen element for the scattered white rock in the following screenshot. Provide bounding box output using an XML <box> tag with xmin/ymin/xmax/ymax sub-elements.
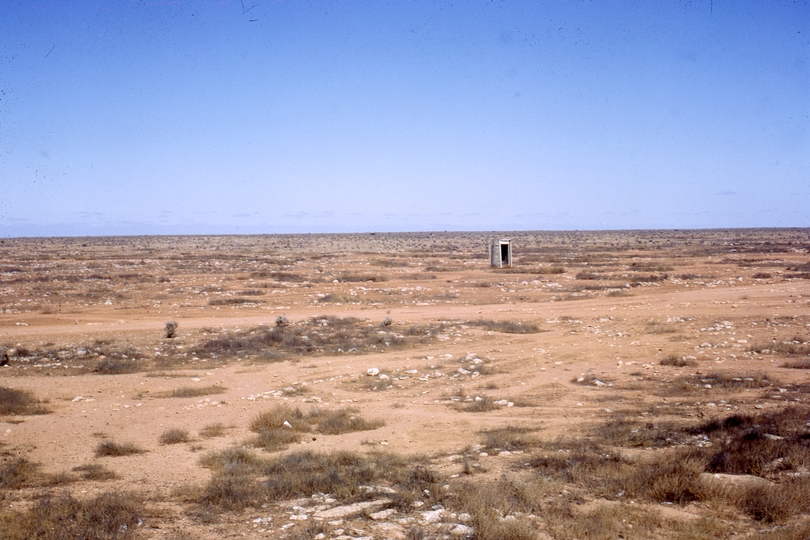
<box><xmin>420</xmin><ymin>509</ymin><xmax>444</xmax><ymax>523</ymax></box>
<box><xmin>314</xmin><ymin>499</ymin><xmax>390</xmax><ymax>519</ymax></box>
<box><xmin>368</xmin><ymin>508</ymin><xmax>397</xmax><ymax>520</ymax></box>
<box><xmin>450</xmin><ymin>524</ymin><xmax>474</xmax><ymax>536</ymax></box>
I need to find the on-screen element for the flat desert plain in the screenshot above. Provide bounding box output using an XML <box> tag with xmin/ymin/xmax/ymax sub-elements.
<box><xmin>0</xmin><ymin>229</ymin><xmax>809</xmax><ymax>540</ymax></box>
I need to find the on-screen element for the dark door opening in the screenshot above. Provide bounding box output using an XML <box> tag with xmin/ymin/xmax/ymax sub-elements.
<box><xmin>500</xmin><ymin>243</ymin><xmax>510</xmax><ymax>266</ymax></box>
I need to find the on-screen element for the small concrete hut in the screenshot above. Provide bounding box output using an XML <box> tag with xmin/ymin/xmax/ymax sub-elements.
<box><xmin>489</xmin><ymin>238</ymin><xmax>512</xmax><ymax>268</ymax></box>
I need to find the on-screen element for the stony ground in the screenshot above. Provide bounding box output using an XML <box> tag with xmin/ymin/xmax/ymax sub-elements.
<box><xmin>0</xmin><ymin>230</ymin><xmax>808</xmax><ymax>539</ymax></box>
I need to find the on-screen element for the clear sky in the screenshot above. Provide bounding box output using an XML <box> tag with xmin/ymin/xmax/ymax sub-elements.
<box><xmin>1</xmin><ymin>0</ymin><xmax>807</xmax><ymax>237</ymax></box>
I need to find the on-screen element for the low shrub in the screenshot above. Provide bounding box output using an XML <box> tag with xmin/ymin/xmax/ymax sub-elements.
<box><xmin>659</xmin><ymin>355</ymin><xmax>697</xmax><ymax>367</ymax></box>
<box><xmin>199</xmin><ymin>423</ymin><xmax>228</xmax><ymax>438</ymax></box>
<box><xmin>467</xmin><ymin>319</ymin><xmax>542</xmax><ymax>334</ymax></box>
<box><xmin>160</xmin><ymin>429</ymin><xmax>192</xmax><ymax>445</ymax></box>
<box><xmin>94</xmin><ymin>358</ymin><xmax>141</xmax><ymax>375</ymax></box>
<box><xmin>72</xmin><ymin>463</ymin><xmax>118</xmax><ymax>481</ymax></box>
<box><xmin>157</xmin><ymin>385</ymin><xmax>227</xmax><ymax>398</ymax></box>
<box><xmin>95</xmin><ymin>441</ymin><xmax>146</xmax><ymax>458</ymax></box>
<box><xmin>0</xmin><ymin>457</ymin><xmax>40</xmax><ymax>489</ymax></box>
<box><xmin>459</xmin><ymin>396</ymin><xmax>501</xmax><ymax>413</ymax></box>
<box><xmin>249</xmin><ymin>405</ymin><xmax>385</xmax><ymax>451</ymax></box>
<box><xmin>309</xmin><ymin>408</ymin><xmax>385</xmax><ymax>435</ymax></box>
<box><xmin>0</xmin><ymin>491</ymin><xmax>143</xmax><ymax>539</ymax></box>
<box><xmin>480</xmin><ymin>425</ymin><xmax>540</xmax><ymax>452</ymax></box>
<box><xmin>0</xmin><ymin>387</ymin><xmax>49</xmax><ymax>415</ymax></box>
<box><xmin>198</xmin><ymin>450</ymin><xmax>441</xmax><ymax>512</ymax></box>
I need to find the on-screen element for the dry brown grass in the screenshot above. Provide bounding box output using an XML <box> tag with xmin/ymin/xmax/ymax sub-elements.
<box><xmin>94</xmin><ymin>358</ymin><xmax>142</xmax><ymax>375</ymax></box>
<box><xmin>156</xmin><ymin>385</ymin><xmax>227</xmax><ymax>398</ymax></box>
<box><xmin>199</xmin><ymin>422</ymin><xmax>228</xmax><ymax>438</ymax></box>
<box><xmin>661</xmin><ymin>372</ymin><xmax>779</xmax><ymax>396</ymax></box>
<box><xmin>0</xmin><ymin>387</ymin><xmax>50</xmax><ymax>416</ymax></box>
<box><xmin>95</xmin><ymin>441</ymin><xmax>146</xmax><ymax>458</ymax></box>
<box><xmin>0</xmin><ymin>457</ymin><xmax>41</xmax><ymax>489</ymax></box>
<box><xmin>194</xmin><ymin>316</ymin><xmax>442</xmax><ymax>359</ymax></box>
<box><xmin>480</xmin><ymin>425</ymin><xmax>541</xmax><ymax>452</ymax></box>
<box><xmin>660</xmin><ymin>354</ymin><xmax>698</xmax><ymax>367</ymax></box>
<box><xmin>308</xmin><ymin>408</ymin><xmax>385</xmax><ymax>435</ymax></box>
<box><xmin>197</xmin><ymin>449</ymin><xmax>440</xmax><ymax>512</ymax></box>
<box><xmin>458</xmin><ymin>395</ymin><xmax>501</xmax><ymax>413</ymax></box>
<box><xmin>466</xmin><ymin>319</ymin><xmax>543</xmax><ymax>334</ymax></box>
<box><xmin>72</xmin><ymin>463</ymin><xmax>119</xmax><ymax>481</ymax></box>
<box><xmin>159</xmin><ymin>428</ymin><xmax>192</xmax><ymax>445</ymax></box>
<box><xmin>449</xmin><ymin>476</ymin><xmax>547</xmax><ymax>540</ymax></box>
<box><xmin>249</xmin><ymin>405</ymin><xmax>385</xmax><ymax>451</ymax></box>
<box><xmin>0</xmin><ymin>491</ymin><xmax>143</xmax><ymax>539</ymax></box>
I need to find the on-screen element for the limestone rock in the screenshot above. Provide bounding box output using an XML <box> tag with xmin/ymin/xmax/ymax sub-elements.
<box><xmin>314</xmin><ymin>499</ymin><xmax>390</xmax><ymax>519</ymax></box>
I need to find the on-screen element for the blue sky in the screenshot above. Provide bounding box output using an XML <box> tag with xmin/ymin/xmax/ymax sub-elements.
<box><xmin>1</xmin><ymin>0</ymin><xmax>807</xmax><ymax>236</ymax></box>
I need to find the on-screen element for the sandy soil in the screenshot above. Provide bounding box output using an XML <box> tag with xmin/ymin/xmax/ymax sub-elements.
<box><xmin>0</xmin><ymin>230</ymin><xmax>808</xmax><ymax>539</ymax></box>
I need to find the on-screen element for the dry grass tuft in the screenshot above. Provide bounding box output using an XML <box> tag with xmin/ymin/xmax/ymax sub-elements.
<box><xmin>159</xmin><ymin>429</ymin><xmax>192</xmax><ymax>445</ymax></box>
<box><xmin>157</xmin><ymin>385</ymin><xmax>227</xmax><ymax>398</ymax></box>
<box><xmin>783</xmin><ymin>359</ymin><xmax>810</xmax><ymax>369</ymax></box>
<box><xmin>194</xmin><ymin>316</ymin><xmax>441</xmax><ymax>359</ymax></box>
<box><xmin>620</xmin><ymin>449</ymin><xmax>715</xmax><ymax>504</ymax></box>
<box><xmin>480</xmin><ymin>425</ymin><xmax>541</xmax><ymax>452</ymax></box>
<box><xmin>596</xmin><ymin>417</ymin><xmax>682</xmax><ymax>448</ymax></box>
<box><xmin>0</xmin><ymin>491</ymin><xmax>143</xmax><ymax>539</ymax></box>
<box><xmin>467</xmin><ymin>319</ymin><xmax>543</xmax><ymax>334</ymax></box>
<box><xmin>309</xmin><ymin>408</ymin><xmax>385</xmax><ymax>435</ymax></box>
<box><xmin>459</xmin><ymin>395</ymin><xmax>501</xmax><ymax>413</ymax></box>
<box><xmin>738</xmin><ymin>478</ymin><xmax>810</xmax><ymax>523</ymax></box>
<box><xmin>250</xmin><ymin>406</ymin><xmax>309</xmax><ymax>451</ymax></box>
<box><xmin>94</xmin><ymin>358</ymin><xmax>142</xmax><ymax>375</ymax></box>
<box><xmin>660</xmin><ymin>354</ymin><xmax>698</xmax><ymax>367</ymax></box>
<box><xmin>249</xmin><ymin>405</ymin><xmax>385</xmax><ymax>450</ymax></box>
<box><xmin>197</xmin><ymin>449</ymin><xmax>441</xmax><ymax>512</ymax></box>
<box><xmin>0</xmin><ymin>457</ymin><xmax>41</xmax><ymax>489</ymax></box>
<box><xmin>0</xmin><ymin>387</ymin><xmax>50</xmax><ymax>416</ymax></box>
<box><xmin>199</xmin><ymin>422</ymin><xmax>228</xmax><ymax>439</ymax></box>
<box><xmin>750</xmin><ymin>341</ymin><xmax>810</xmax><ymax>356</ymax></box>
<box><xmin>72</xmin><ymin>463</ymin><xmax>118</xmax><ymax>481</ymax></box>
<box><xmin>95</xmin><ymin>441</ymin><xmax>146</xmax><ymax>458</ymax></box>
<box><xmin>199</xmin><ymin>446</ymin><xmax>266</xmax><ymax>474</ymax></box>
<box><xmin>450</xmin><ymin>477</ymin><xmax>546</xmax><ymax>540</ymax></box>
<box><xmin>663</xmin><ymin>372</ymin><xmax>779</xmax><ymax>395</ymax></box>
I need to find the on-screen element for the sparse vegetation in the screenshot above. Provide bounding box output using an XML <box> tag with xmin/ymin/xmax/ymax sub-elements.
<box><xmin>572</xmin><ymin>373</ymin><xmax>612</xmax><ymax>387</ymax></box>
<box><xmin>660</xmin><ymin>354</ymin><xmax>697</xmax><ymax>367</ymax></box>
<box><xmin>160</xmin><ymin>428</ymin><xmax>192</xmax><ymax>445</ymax></box>
<box><xmin>94</xmin><ymin>358</ymin><xmax>141</xmax><ymax>374</ymax></box>
<box><xmin>466</xmin><ymin>319</ymin><xmax>542</xmax><ymax>334</ymax></box>
<box><xmin>0</xmin><ymin>387</ymin><xmax>49</xmax><ymax>415</ymax></box>
<box><xmin>249</xmin><ymin>405</ymin><xmax>385</xmax><ymax>451</ymax></box>
<box><xmin>199</xmin><ymin>422</ymin><xmax>228</xmax><ymax>438</ymax></box>
<box><xmin>459</xmin><ymin>396</ymin><xmax>501</xmax><ymax>412</ymax></box>
<box><xmin>198</xmin><ymin>449</ymin><xmax>441</xmax><ymax>512</ymax></box>
<box><xmin>0</xmin><ymin>491</ymin><xmax>143</xmax><ymax>539</ymax></box>
<box><xmin>95</xmin><ymin>441</ymin><xmax>146</xmax><ymax>457</ymax></box>
<box><xmin>309</xmin><ymin>407</ymin><xmax>385</xmax><ymax>435</ymax></box>
<box><xmin>72</xmin><ymin>463</ymin><xmax>118</xmax><ymax>481</ymax></box>
<box><xmin>0</xmin><ymin>457</ymin><xmax>41</xmax><ymax>489</ymax></box>
<box><xmin>157</xmin><ymin>385</ymin><xmax>227</xmax><ymax>398</ymax></box>
<box><xmin>4</xmin><ymin>231</ymin><xmax>810</xmax><ymax>536</ymax></box>
<box><xmin>164</xmin><ymin>320</ymin><xmax>178</xmax><ymax>338</ymax></box>
<box><xmin>480</xmin><ymin>425</ymin><xmax>540</xmax><ymax>452</ymax></box>
<box><xmin>194</xmin><ymin>316</ymin><xmax>441</xmax><ymax>359</ymax></box>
